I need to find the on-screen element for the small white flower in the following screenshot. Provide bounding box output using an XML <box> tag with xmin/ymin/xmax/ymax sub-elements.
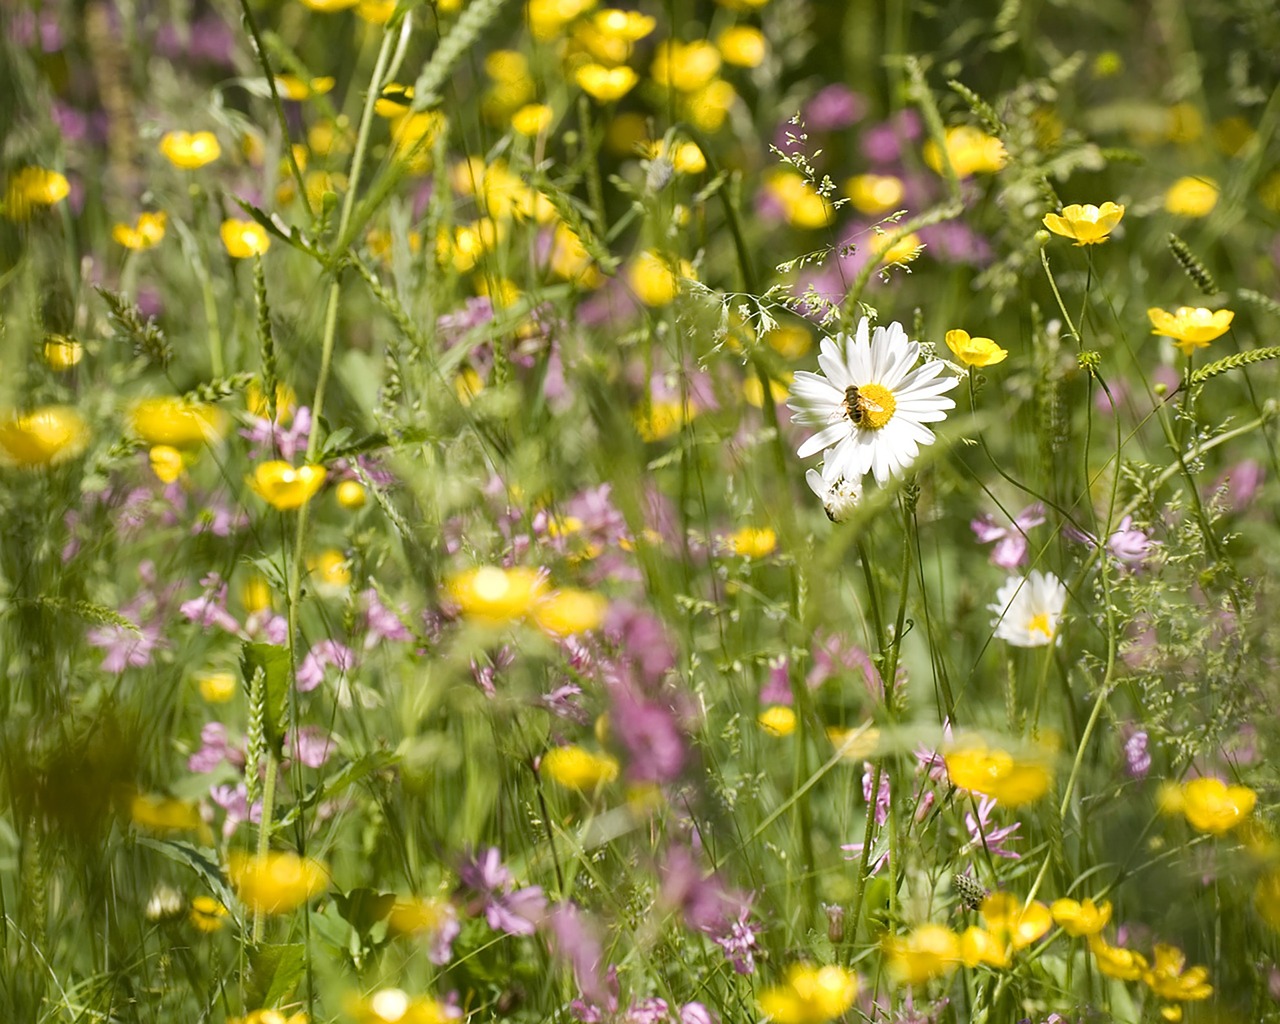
<box><xmin>988</xmin><ymin>570</ymin><xmax>1067</xmax><ymax>647</ymax></box>
<box><xmin>787</xmin><ymin>317</ymin><xmax>959</xmax><ymax>486</ymax></box>
<box><xmin>805</xmin><ymin>463</ymin><xmax>862</xmax><ymax>523</ymax></box>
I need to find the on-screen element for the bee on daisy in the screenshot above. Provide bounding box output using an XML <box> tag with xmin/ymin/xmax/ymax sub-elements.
<box><xmin>786</xmin><ymin>318</ymin><xmax>960</xmax><ymax>510</ymax></box>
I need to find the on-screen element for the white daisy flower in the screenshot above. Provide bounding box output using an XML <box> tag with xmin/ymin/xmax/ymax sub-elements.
<box><xmin>805</xmin><ymin>463</ymin><xmax>862</xmax><ymax>523</ymax></box>
<box><xmin>989</xmin><ymin>570</ymin><xmax>1067</xmax><ymax>647</ymax></box>
<box><xmin>787</xmin><ymin>317</ymin><xmax>959</xmax><ymax>485</ymax></box>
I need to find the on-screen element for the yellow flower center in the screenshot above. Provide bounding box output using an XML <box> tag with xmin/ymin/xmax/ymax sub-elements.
<box><xmin>856</xmin><ymin>383</ymin><xmax>896</xmax><ymax>429</ymax></box>
<box><xmin>1028</xmin><ymin>612</ymin><xmax>1054</xmax><ymax>639</ymax></box>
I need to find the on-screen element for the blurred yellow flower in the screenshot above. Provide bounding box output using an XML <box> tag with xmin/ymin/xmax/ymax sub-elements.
<box><xmin>391</xmin><ymin>111</ymin><xmax>448</xmax><ymax>172</ymax></box>
<box><xmin>717</xmin><ymin>25</ymin><xmax>766</xmax><ymax>67</ymax></box>
<box><xmin>533</xmin><ymin>589</ymin><xmax>608</xmax><ymax>636</ymax></box>
<box><xmin>4</xmin><ymin>166</ymin><xmax>70</xmax><ymax>219</ymax></box>
<box><xmin>248</xmin><ymin>462</ymin><xmax>328</xmax><ymax>510</ymax></box>
<box><xmin>298</xmin><ymin>0</ymin><xmax>358</xmax><ymax>10</ymax></box>
<box><xmin>198</xmin><ymin>671</ymin><xmax>238</xmax><ymax>703</ymax></box>
<box><xmin>159</xmin><ymin>130</ymin><xmax>221</xmax><ymax>169</ymax></box>
<box><xmin>592</xmin><ymin>8</ymin><xmax>654</xmax><ymax>39</ymax></box>
<box><xmin>131</xmin><ymin>397</ymin><xmax>226</xmax><ymax>448</ymax></box>
<box><xmin>336</xmin><ymin>479</ymin><xmax>367</xmax><ymax>509</ymax></box>
<box><xmin>348</xmin><ymin>988</ymin><xmax>455</xmax><ymax>1024</ymax></box>
<box><xmin>275</xmin><ymin>75</ymin><xmax>335</xmax><ymax>100</ymax></box>
<box><xmin>945</xmin><ymin>329</ymin><xmax>1008</xmax><ymax>368</ymax></box>
<box><xmin>0</xmin><ymin>406</ymin><xmax>89</xmax><ymax>467</ymax></box>
<box><xmin>1173</xmin><ymin>776</ymin><xmax>1256</xmax><ymax>834</ymax></box>
<box><xmin>189</xmin><ymin>895</ymin><xmax>229</xmax><ymax>932</ymax></box>
<box><xmin>387</xmin><ymin>897</ymin><xmax>452</xmax><ymax>937</ymax></box>
<box><xmin>846</xmin><ymin>173</ymin><xmax>905</xmax><ymax>215</ymax></box>
<box><xmin>527</xmin><ymin>0</ymin><xmax>596</xmax><ymax>39</ymax></box>
<box><xmin>728</xmin><ymin>526</ymin><xmax>777</xmax><ymax>558</ymax></box>
<box><xmin>575</xmin><ymin>63</ymin><xmax>638</xmax><ymax>101</ymax></box>
<box><xmin>549</xmin><ymin>223</ymin><xmax>604</xmax><ymax>287</ymax></box>
<box><xmin>826</xmin><ymin>724</ymin><xmax>880</xmax><ymax>760</ymax></box>
<box><xmin>1256</xmin><ymin>870</ymin><xmax>1280</xmax><ymax>928</ymax></box>
<box><xmin>742</xmin><ymin>374</ymin><xmax>790</xmax><ymax>409</ymax></box>
<box><xmin>375</xmin><ymin>83</ymin><xmax>414</xmax><ymax>118</ymax></box>
<box><xmin>627</xmin><ymin>250</ymin><xmax>694</xmax><ymax>307</ymax></box>
<box><xmin>448</xmin><ymin>566</ymin><xmax>547</xmax><ymax>622</ymax></box>
<box><xmin>682</xmin><ymin>78</ymin><xmax>737</xmax><ymax>132</ymax></box>
<box><xmin>241</xmin><ymin>574</ymin><xmax>274</xmax><ymax>613</ymax></box>
<box><xmin>1147</xmin><ymin>306</ymin><xmax>1234</xmax><ymax>357</ymax></box>
<box><xmin>230</xmin><ymin>1011</ymin><xmax>310</xmax><ymax>1024</ymax></box>
<box><xmin>221</xmin><ymin>218</ymin><xmax>272</xmax><ymax>258</ymax></box>
<box><xmin>541</xmin><ymin>745</ymin><xmax>619</xmax><ymax>790</ymax></box>
<box><xmin>512</xmin><ymin>103</ymin><xmax>554</xmax><ymax>136</ymax></box>
<box><xmin>1165</xmin><ymin>102</ymin><xmax>1203</xmax><ymax>144</ymax></box>
<box><xmin>758</xmin><ymin>964</ymin><xmax>857</xmax><ymax>1024</ymax></box>
<box><xmin>979</xmin><ymin>893</ymin><xmax>1051</xmax><ymax>950</ymax></box>
<box><xmin>1042</xmin><ymin>202</ymin><xmax>1125</xmax><ymax>246</ymax></box>
<box><xmin>228</xmin><ymin>850</ymin><xmax>328</xmax><ymax>914</ymax></box>
<box><xmin>43</xmin><ymin>334</ymin><xmax>84</xmax><ymax>371</ymax></box>
<box><xmin>652</xmin><ymin>40</ymin><xmax>722</xmax><ymax>92</ymax></box>
<box><xmin>1164</xmin><ymin>176</ymin><xmax>1218</xmax><ymax>217</ymax></box>
<box><xmin>356</xmin><ymin>0</ymin><xmax>397</xmax><ymax>22</ymax></box>
<box><xmin>149</xmin><ymin>444</ymin><xmax>185</xmax><ymax>483</ymax></box>
<box><xmin>943</xmin><ymin>738</ymin><xmax>1052</xmax><ymax>806</ymax></box>
<box><xmin>131</xmin><ymin>793</ymin><xmax>207</xmax><ymax>838</ymax></box>
<box><xmin>1050</xmin><ymin>897</ymin><xmax>1111</xmax><ymax>937</ymax></box>
<box><xmin>959</xmin><ymin>925</ymin><xmax>1010</xmax><ymax>968</ymax></box>
<box><xmin>1143</xmin><ymin>944</ymin><xmax>1213</xmax><ymax>1003</ymax></box>
<box><xmin>923</xmin><ymin>125</ymin><xmax>1007</xmax><ymax>178</ymax></box>
<box><xmin>634</xmin><ymin>398</ymin><xmax>691</xmax><ymax>441</ymax></box>
<box><xmin>766</xmin><ymin>324</ymin><xmax>812</xmax><ymax>359</ymax></box>
<box><xmin>873</xmin><ymin>231</ymin><xmax>924</xmax><ymax>266</ymax></box>
<box><xmin>758</xmin><ymin>705</ymin><xmax>797</xmax><ymax>737</ymax></box>
<box><xmin>112</xmin><ymin>211</ymin><xmax>167</xmax><ymax>250</ymax></box>
<box><xmin>883</xmin><ymin>924</ymin><xmax>961</xmax><ymax>985</ymax></box>
<box><xmin>1089</xmin><ymin>935</ymin><xmax>1148</xmax><ymax>980</ymax></box>
<box><xmin>766</xmin><ymin>170</ymin><xmax>834</xmax><ymax>229</ymax></box>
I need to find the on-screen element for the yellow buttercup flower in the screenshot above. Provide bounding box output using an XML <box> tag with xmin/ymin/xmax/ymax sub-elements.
<box><xmin>826</xmin><ymin>724</ymin><xmax>880</xmax><ymax>760</ymax></box>
<box><xmin>43</xmin><ymin>334</ymin><xmax>84</xmax><ymax>371</ymax></box>
<box><xmin>221</xmin><ymin>218</ymin><xmax>272</xmax><ymax>258</ymax></box>
<box><xmin>758</xmin><ymin>705</ymin><xmax>797</xmax><ymax>737</ymax></box>
<box><xmin>758</xmin><ymin>964</ymin><xmax>858</xmax><ymax>1024</ymax></box>
<box><xmin>159</xmin><ymin>130</ymin><xmax>222</xmax><ymax>169</ymax></box>
<box><xmin>883</xmin><ymin>924</ymin><xmax>961</xmax><ymax>985</ymax></box>
<box><xmin>979</xmin><ymin>893</ymin><xmax>1052</xmax><ymax>950</ymax></box>
<box><xmin>198</xmin><ymin>671</ymin><xmax>238</xmax><ymax>703</ymax></box>
<box><xmin>945</xmin><ymin>329</ymin><xmax>1008</xmax><ymax>368</ymax></box>
<box><xmin>923</xmin><ymin>125</ymin><xmax>1007</xmax><ymax>178</ymax></box>
<box><xmin>227</xmin><ymin>850</ymin><xmax>328</xmax><ymax>914</ymax></box>
<box><xmin>652</xmin><ymin>40</ymin><xmax>722</xmax><ymax>92</ymax></box>
<box><xmin>1042</xmin><ymin>202</ymin><xmax>1125</xmax><ymax>245</ymax></box>
<box><xmin>149</xmin><ymin>445</ymin><xmax>185</xmax><ymax>483</ymax></box>
<box><xmin>356</xmin><ymin>0</ymin><xmax>397</xmax><ymax>22</ymax></box>
<box><xmin>447</xmin><ymin>566</ymin><xmax>548</xmax><ymax>623</ymax></box>
<box><xmin>728</xmin><ymin>526</ymin><xmax>777</xmax><ymax>558</ymax></box>
<box><xmin>943</xmin><ymin>738</ymin><xmax>1052</xmax><ymax>806</ymax></box>
<box><xmin>574</xmin><ymin>63</ymin><xmax>638</xmax><ymax>102</ymax></box>
<box><xmin>533</xmin><ymin>589</ymin><xmax>608</xmax><ymax>637</ymax></box>
<box><xmin>240</xmin><ymin>574</ymin><xmax>274</xmax><ymax>613</ymax></box>
<box><xmin>959</xmin><ymin>926</ymin><xmax>1010</xmax><ymax>968</ymax></box>
<box><xmin>5</xmin><ymin>166</ymin><xmax>70</xmax><ymax>220</ymax></box>
<box><xmin>130</xmin><ymin>793</ymin><xmax>205</xmax><ymax>833</ymax></box>
<box><xmin>1143</xmin><ymin>944</ymin><xmax>1213</xmax><ymax>1003</ymax></box>
<box><xmin>5</xmin><ymin>167</ymin><xmax>70</xmax><ymax>219</ymax></box>
<box><xmin>298</xmin><ymin>0</ymin><xmax>358</xmax><ymax>10</ymax></box>
<box><xmin>512</xmin><ymin>103</ymin><xmax>554</xmax><ymax>136</ymax></box>
<box><xmin>592</xmin><ymin>8</ymin><xmax>655</xmax><ymax>40</ymax></box>
<box><xmin>717</xmin><ymin>25</ymin><xmax>766</xmax><ymax>67</ymax></box>
<box><xmin>1164</xmin><ymin>176</ymin><xmax>1218</xmax><ymax>217</ymax></box>
<box><xmin>130</xmin><ymin>397</ymin><xmax>226</xmax><ymax>448</ymax></box>
<box><xmin>1050</xmin><ymin>897</ymin><xmax>1112</xmax><ymax>937</ymax></box>
<box><xmin>348</xmin><ymin>988</ymin><xmax>455</xmax><ymax>1024</ymax></box>
<box><xmin>0</xmin><ymin>406</ymin><xmax>89</xmax><ymax>467</ymax></box>
<box><xmin>541</xmin><ymin>745</ymin><xmax>619</xmax><ymax>791</ymax></box>
<box><xmin>846</xmin><ymin>174</ymin><xmax>905</xmax><ymax>216</ymax></box>
<box><xmin>189</xmin><ymin>895</ymin><xmax>229</xmax><ymax>932</ymax></box>
<box><xmin>1177</xmin><ymin>776</ymin><xmax>1256</xmax><ymax>835</ymax></box>
<box><xmin>626</xmin><ymin>250</ymin><xmax>694</xmax><ymax>307</ymax></box>
<box><xmin>248</xmin><ymin>462</ymin><xmax>328</xmax><ymax>510</ymax></box>
<box><xmin>336</xmin><ymin>479</ymin><xmax>367</xmax><ymax>509</ymax></box>
<box><xmin>872</xmin><ymin>231</ymin><xmax>924</xmax><ymax>266</ymax></box>
<box><xmin>1089</xmin><ymin>935</ymin><xmax>1148</xmax><ymax>980</ymax></box>
<box><xmin>634</xmin><ymin>398</ymin><xmax>692</xmax><ymax>441</ymax></box>
<box><xmin>387</xmin><ymin>897</ymin><xmax>452</xmax><ymax>937</ymax></box>
<box><xmin>275</xmin><ymin>75</ymin><xmax>335</xmax><ymax>101</ymax></box>
<box><xmin>1147</xmin><ymin>306</ymin><xmax>1234</xmax><ymax>357</ymax></box>
<box><xmin>766</xmin><ymin>170</ymin><xmax>835</xmax><ymax>229</ymax></box>
<box><xmin>527</xmin><ymin>0</ymin><xmax>596</xmax><ymax>39</ymax></box>
<box><xmin>682</xmin><ymin>78</ymin><xmax>736</xmax><ymax>133</ymax></box>
<box><xmin>112</xmin><ymin>211</ymin><xmax>167</xmax><ymax>250</ymax></box>
<box><xmin>767</xmin><ymin>324</ymin><xmax>812</xmax><ymax>359</ymax></box>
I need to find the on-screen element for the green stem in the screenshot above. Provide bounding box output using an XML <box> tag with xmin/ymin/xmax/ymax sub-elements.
<box><xmin>251</xmin><ymin>753</ymin><xmax>279</xmax><ymax>944</ymax></box>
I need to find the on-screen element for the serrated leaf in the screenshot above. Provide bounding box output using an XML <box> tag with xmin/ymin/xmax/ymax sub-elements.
<box><xmin>241</xmin><ymin>642</ymin><xmax>292</xmax><ymax>756</ymax></box>
<box><xmin>230</xmin><ymin>197</ymin><xmax>326</xmax><ymax>262</ymax></box>
<box><xmin>245</xmin><ymin>942</ymin><xmax>306</xmax><ymax>1010</ymax></box>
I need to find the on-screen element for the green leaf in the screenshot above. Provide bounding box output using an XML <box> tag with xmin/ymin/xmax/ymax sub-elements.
<box><xmin>229</xmin><ymin>196</ymin><xmax>326</xmax><ymax>262</ymax></box>
<box><xmin>277</xmin><ymin>750</ymin><xmax>399</xmax><ymax>829</ymax></box>
<box><xmin>240</xmin><ymin>642</ymin><xmax>292</xmax><ymax>756</ymax></box>
<box><xmin>333</xmin><ymin>887</ymin><xmax>396</xmax><ymax>937</ymax></box>
<box><xmin>135</xmin><ymin>837</ymin><xmax>237</xmax><ymax>915</ymax></box>
<box><xmin>245</xmin><ymin>942</ymin><xmax>306</xmax><ymax>1010</ymax></box>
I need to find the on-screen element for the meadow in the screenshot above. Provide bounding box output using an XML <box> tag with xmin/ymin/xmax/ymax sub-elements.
<box><xmin>2</xmin><ymin>0</ymin><xmax>1279</xmax><ymax>1021</ymax></box>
